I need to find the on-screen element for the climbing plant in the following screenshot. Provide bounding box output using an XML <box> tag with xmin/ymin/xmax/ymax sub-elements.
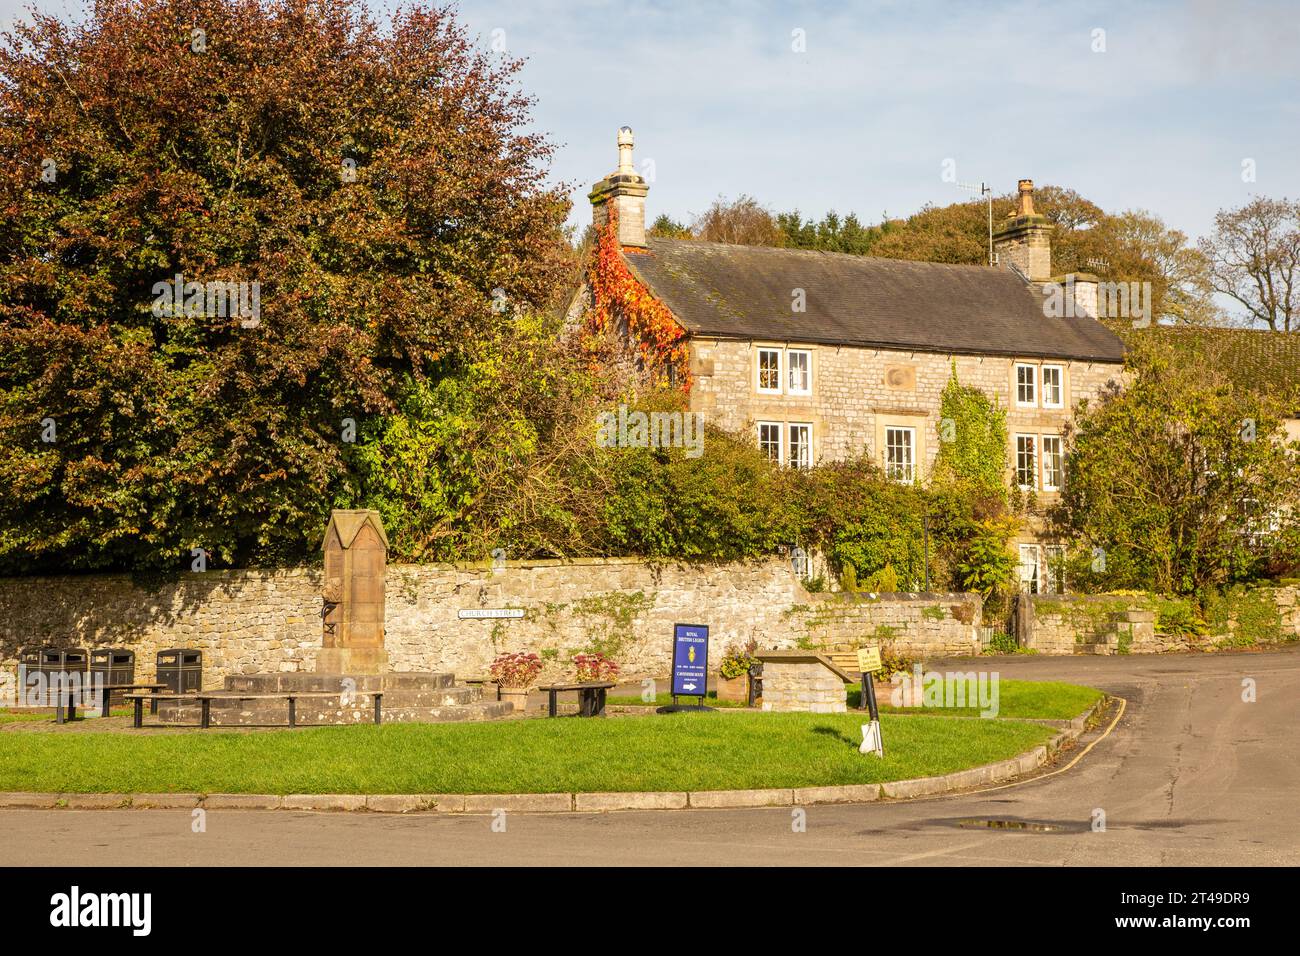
<box><xmin>585</xmin><ymin>214</ymin><xmax>693</xmax><ymax>390</ymax></box>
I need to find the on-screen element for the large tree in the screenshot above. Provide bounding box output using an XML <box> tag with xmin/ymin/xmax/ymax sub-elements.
<box><xmin>1198</xmin><ymin>196</ymin><xmax>1300</xmax><ymax>331</ymax></box>
<box><xmin>0</xmin><ymin>0</ymin><xmax>572</xmax><ymax>573</ymax></box>
<box><xmin>1051</xmin><ymin>335</ymin><xmax>1300</xmax><ymax>596</ymax></box>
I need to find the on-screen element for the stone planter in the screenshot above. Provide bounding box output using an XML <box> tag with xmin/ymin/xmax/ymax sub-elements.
<box><xmin>716</xmin><ymin>674</ymin><xmax>749</xmax><ymax>704</ymax></box>
<box><xmin>499</xmin><ymin>687</ymin><xmax>530</xmax><ymax>714</ymax></box>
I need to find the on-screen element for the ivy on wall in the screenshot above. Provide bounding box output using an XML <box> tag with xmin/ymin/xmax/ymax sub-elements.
<box><xmin>585</xmin><ymin>213</ymin><xmax>693</xmax><ymax>390</ymax></box>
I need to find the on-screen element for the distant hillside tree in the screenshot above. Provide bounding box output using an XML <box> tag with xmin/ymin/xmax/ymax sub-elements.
<box><xmin>1199</xmin><ymin>197</ymin><xmax>1300</xmax><ymax>332</ymax></box>
<box><xmin>691</xmin><ymin>194</ymin><xmax>786</xmax><ymax>246</ymax></box>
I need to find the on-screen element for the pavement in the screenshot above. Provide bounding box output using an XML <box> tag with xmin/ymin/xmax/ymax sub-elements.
<box><xmin>1</xmin><ymin>649</ymin><xmax>1296</xmax><ymax>866</ymax></box>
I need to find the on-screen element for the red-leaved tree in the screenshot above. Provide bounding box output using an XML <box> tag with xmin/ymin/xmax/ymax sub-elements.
<box><xmin>0</xmin><ymin>0</ymin><xmax>572</xmax><ymax>572</ymax></box>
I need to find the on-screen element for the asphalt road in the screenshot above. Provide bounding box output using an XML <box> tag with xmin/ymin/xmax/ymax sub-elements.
<box><xmin>1</xmin><ymin>650</ymin><xmax>1296</xmax><ymax>866</ymax></box>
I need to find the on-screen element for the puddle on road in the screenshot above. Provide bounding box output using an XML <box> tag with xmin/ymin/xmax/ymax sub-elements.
<box><xmin>955</xmin><ymin>818</ymin><xmax>1066</xmax><ymax>832</ymax></box>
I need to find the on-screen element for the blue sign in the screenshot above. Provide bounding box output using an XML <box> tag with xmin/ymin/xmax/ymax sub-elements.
<box><xmin>671</xmin><ymin>623</ymin><xmax>710</xmax><ymax>698</ymax></box>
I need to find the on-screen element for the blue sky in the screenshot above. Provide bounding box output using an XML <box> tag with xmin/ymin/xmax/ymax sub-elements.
<box><xmin>5</xmin><ymin>0</ymin><xmax>1299</xmax><ymax>241</ymax></box>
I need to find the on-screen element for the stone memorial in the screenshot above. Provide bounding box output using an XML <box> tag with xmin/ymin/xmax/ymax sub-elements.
<box><xmin>754</xmin><ymin>650</ymin><xmax>851</xmax><ymax>713</ymax></box>
<box><xmin>158</xmin><ymin>510</ymin><xmax>511</xmax><ymax>726</ymax></box>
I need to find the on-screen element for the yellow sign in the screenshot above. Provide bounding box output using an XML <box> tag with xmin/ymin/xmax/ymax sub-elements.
<box><xmin>856</xmin><ymin>647</ymin><xmax>883</xmax><ymax>673</ymax></box>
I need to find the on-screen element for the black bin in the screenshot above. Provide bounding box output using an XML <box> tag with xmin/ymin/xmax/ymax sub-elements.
<box><xmin>156</xmin><ymin>649</ymin><xmax>202</xmax><ymax>694</ymax></box>
<box><xmin>90</xmin><ymin>649</ymin><xmax>136</xmax><ymax>706</ymax></box>
<box><xmin>21</xmin><ymin>647</ymin><xmax>87</xmax><ymax>706</ymax></box>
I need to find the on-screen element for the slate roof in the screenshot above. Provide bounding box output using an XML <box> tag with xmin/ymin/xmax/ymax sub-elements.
<box><xmin>624</xmin><ymin>238</ymin><xmax>1127</xmax><ymax>363</ymax></box>
<box><xmin>1125</xmin><ymin>326</ymin><xmax>1300</xmax><ymax>413</ymax></box>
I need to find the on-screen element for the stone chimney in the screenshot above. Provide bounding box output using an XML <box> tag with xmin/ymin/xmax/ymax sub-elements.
<box><xmin>993</xmin><ymin>179</ymin><xmax>1052</xmax><ymax>282</ymax></box>
<box><xmin>589</xmin><ymin>126</ymin><xmax>648</xmax><ymax>248</ymax></box>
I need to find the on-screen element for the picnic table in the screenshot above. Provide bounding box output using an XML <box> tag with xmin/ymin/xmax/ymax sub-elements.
<box><xmin>536</xmin><ymin>682</ymin><xmax>616</xmax><ymax>718</ymax></box>
<box><xmin>124</xmin><ymin>691</ymin><xmax>384</xmax><ymax>729</ymax></box>
<box><xmin>53</xmin><ymin>682</ymin><xmax>168</xmax><ymax>723</ymax></box>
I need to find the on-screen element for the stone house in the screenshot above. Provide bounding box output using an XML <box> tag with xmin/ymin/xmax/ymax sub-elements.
<box><xmin>581</xmin><ymin>128</ymin><xmax>1128</xmax><ymax>593</ymax></box>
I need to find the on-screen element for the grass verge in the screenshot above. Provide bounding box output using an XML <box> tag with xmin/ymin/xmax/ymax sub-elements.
<box><xmin>0</xmin><ymin>711</ymin><xmax>1056</xmax><ymax>795</ymax></box>
<box><xmin>848</xmin><ymin>679</ymin><xmax>1104</xmax><ymax>719</ymax></box>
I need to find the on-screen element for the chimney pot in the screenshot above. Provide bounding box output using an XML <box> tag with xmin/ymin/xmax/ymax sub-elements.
<box><xmin>617</xmin><ymin>126</ymin><xmax>635</xmax><ymax>173</ymax></box>
<box><xmin>1016</xmin><ymin>179</ymin><xmax>1036</xmax><ymax>217</ymax></box>
<box><xmin>589</xmin><ymin>126</ymin><xmax>648</xmax><ymax>248</ymax></box>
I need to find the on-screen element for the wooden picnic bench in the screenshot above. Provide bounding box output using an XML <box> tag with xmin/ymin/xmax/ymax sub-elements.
<box><xmin>536</xmin><ymin>682</ymin><xmax>616</xmax><ymax>718</ymax></box>
<box><xmin>124</xmin><ymin>691</ymin><xmax>383</xmax><ymax>728</ymax></box>
<box><xmin>52</xmin><ymin>682</ymin><xmax>168</xmax><ymax>723</ymax></box>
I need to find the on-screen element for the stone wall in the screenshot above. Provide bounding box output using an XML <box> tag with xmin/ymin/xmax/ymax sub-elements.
<box><xmin>759</xmin><ymin>660</ymin><xmax>847</xmax><ymax>713</ymax></box>
<box><xmin>0</xmin><ymin>559</ymin><xmax>981</xmax><ymax>701</ymax></box>
<box><xmin>1026</xmin><ymin>588</ymin><xmax>1300</xmax><ymax>654</ymax></box>
<box><xmin>1026</xmin><ymin>595</ymin><xmax>1159</xmax><ymax>655</ymax></box>
<box><xmin>785</xmin><ymin>591</ymin><xmax>983</xmax><ymax>658</ymax></box>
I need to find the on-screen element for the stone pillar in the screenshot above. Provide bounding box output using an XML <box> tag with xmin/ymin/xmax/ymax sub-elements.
<box><xmin>316</xmin><ymin>509</ymin><xmax>389</xmax><ymax>674</ymax></box>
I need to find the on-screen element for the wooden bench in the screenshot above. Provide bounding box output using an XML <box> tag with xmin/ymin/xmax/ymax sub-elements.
<box><xmin>536</xmin><ymin>682</ymin><xmax>616</xmax><ymax>718</ymax></box>
<box><xmin>826</xmin><ymin>652</ymin><xmax>865</xmax><ymax>680</ymax></box>
<box><xmin>51</xmin><ymin>683</ymin><xmax>168</xmax><ymax>723</ymax></box>
<box><xmin>124</xmin><ymin>691</ymin><xmax>383</xmax><ymax>728</ymax></box>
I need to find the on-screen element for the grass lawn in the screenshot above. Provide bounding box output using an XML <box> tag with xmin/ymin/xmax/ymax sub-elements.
<box><xmin>0</xmin><ymin>711</ymin><xmax>1058</xmax><ymax>795</ymax></box>
<box><xmin>849</xmin><ymin>679</ymin><xmax>1104</xmax><ymax>720</ymax></box>
<box><xmin>606</xmin><ymin>691</ymin><xmax>748</xmax><ymax>709</ymax></box>
<box><xmin>1</xmin><ymin>707</ymin><xmax>133</xmax><ymax>724</ymax></box>
<box><xmin>611</xmin><ymin>679</ymin><xmax>1103</xmax><ymax>720</ymax></box>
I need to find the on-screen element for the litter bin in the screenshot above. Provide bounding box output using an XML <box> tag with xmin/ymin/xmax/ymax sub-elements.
<box><xmin>156</xmin><ymin>649</ymin><xmax>202</xmax><ymax>694</ymax></box>
<box><xmin>90</xmin><ymin>649</ymin><xmax>136</xmax><ymax>707</ymax></box>
<box><xmin>23</xmin><ymin>647</ymin><xmax>88</xmax><ymax>706</ymax></box>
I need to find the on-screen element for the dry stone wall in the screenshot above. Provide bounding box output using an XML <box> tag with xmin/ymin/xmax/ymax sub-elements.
<box><xmin>0</xmin><ymin>559</ymin><xmax>980</xmax><ymax>700</ymax></box>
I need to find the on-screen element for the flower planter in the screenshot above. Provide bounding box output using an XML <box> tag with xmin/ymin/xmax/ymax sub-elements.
<box><xmin>716</xmin><ymin>674</ymin><xmax>748</xmax><ymax>704</ymax></box>
<box><xmin>499</xmin><ymin>687</ymin><xmax>530</xmax><ymax>714</ymax></box>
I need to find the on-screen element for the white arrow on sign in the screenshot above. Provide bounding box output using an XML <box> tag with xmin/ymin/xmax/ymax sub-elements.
<box><xmin>682</xmin><ymin>683</ymin><xmax>697</xmax><ymax>691</ymax></box>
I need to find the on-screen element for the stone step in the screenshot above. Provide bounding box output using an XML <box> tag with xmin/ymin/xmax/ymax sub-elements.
<box><xmin>156</xmin><ymin>694</ymin><xmax>511</xmax><ymax>726</ymax></box>
<box><xmin>1073</xmin><ymin>643</ymin><xmax>1113</xmax><ymax>655</ymax></box>
<box><xmin>224</xmin><ymin>672</ymin><xmax>457</xmax><ymax>694</ymax></box>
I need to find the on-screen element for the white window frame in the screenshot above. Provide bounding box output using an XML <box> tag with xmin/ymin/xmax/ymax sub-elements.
<box><xmin>757</xmin><ymin>348</ymin><xmax>783</xmax><ymax>394</ymax></box>
<box><xmin>1041</xmin><ymin>364</ymin><xmax>1064</xmax><ymax>409</ymax></box>
<box><xmin>786</xmin><ymin>349</ymin><xmax>812</xmax><ymax>396</ymax></box>
<box><xmin>1015</xmin><ymin>363</ymin><xmax>1037</xmax><ymax>407</ymax></box>
<box><xmin>1044</xmin><ymin>544</ymin><xmax>1066</xmax><ymax>594</ymax></box>
<box><xmin>884</xmin><ymin>426</ymin><xmax>916</xmax><ymax>483</ymax></box>
<box><xmin>757</xmin><ymin>421</ymin><xmax>782</xmax><ymax>464</ymax></box>
<box><xmin>788</xmin><ymin>423</ymin><xmax>812</xmax><ymax>470</ymax></box>
<box><xmin>1018</xmin><ymin>544</ymin><xmax>1041</xmax><ymax>594</ymax></box>
<box><xmin>1015</xmin><ymin>434</ymin><xmax>1038</xmax><ymax>490</ymax></box>
<box><xmin>1041</xmin><ymin>435</ymin><xmax>1063</xmax><ymax>492</ymax></box>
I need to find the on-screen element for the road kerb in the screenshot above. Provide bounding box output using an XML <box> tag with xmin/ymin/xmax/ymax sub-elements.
<box><xmin>574</xmin><ymin>791</ymin><xmax>688</xmax><ymax>811</ymax></box>
<box><xmin>0</xmin><ymin>697</ymin><xmax>1110</xmax><ymax>813</ymax></box>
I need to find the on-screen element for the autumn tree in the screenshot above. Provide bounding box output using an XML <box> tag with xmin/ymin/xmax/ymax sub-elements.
<box><xmin>691</xmin><ymin>194</ymin><xmax>785</xmax><ymax>246</ymax></box>
<box><xmin>1198</xmin><ymin>197</ymin><xmax>1300</xmax><ymax>331</ymax></box>
<box><xmin>647</xmin><ymin>213</ymin><xmax>691</xmax><ymax>239</ymax></box>
<box><xmin>1051</xmin><ymin>336</ymin><xmax>1300</xmax><ymax>595</ymax></box>
<box><xmin>0</xmin><ymin>0</ymin><xmax>572</xmax><ymax>573</ymax></box>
